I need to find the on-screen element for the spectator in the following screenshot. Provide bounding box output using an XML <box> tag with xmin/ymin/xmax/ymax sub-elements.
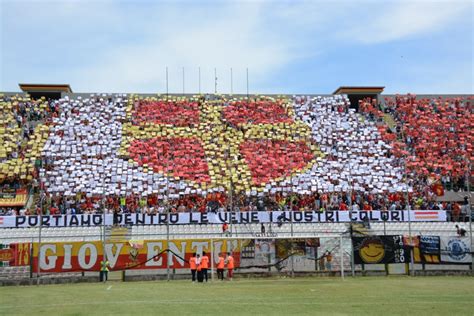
<box><xmin>456</xmin><ymin>225</ymin><xmax>467</xmax><ymax>237</ymax></box>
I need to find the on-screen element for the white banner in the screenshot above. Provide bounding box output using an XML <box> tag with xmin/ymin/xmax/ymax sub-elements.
<box><xmin>440</xmin><ymin>236</ymin><xmax>472</xmax><ymax>263</ymax></box>
<box><xmin>0</xmin><ymin>210</ymin><xmax>446</xmax><ymax>228</ymax></box>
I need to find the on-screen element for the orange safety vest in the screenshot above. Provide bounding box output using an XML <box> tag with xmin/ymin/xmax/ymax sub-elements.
<box><xmin>227</xmin><ymin>256</ymin><xmax>234</xmax><ymax>269</ymax></box>
<box><xmin>201</xmin><ymin>255</ymin><xmax>209</xmax><ymax>269</ymax></box>
<box><xmin>190</xmin><ymin>257</ymin><xmax>197</xmax><ymax>270</ymax></box>
<box><xmin>217</xmin><ymin>256</ymin><xmax>225</xmax><ymax>269</ymax></box>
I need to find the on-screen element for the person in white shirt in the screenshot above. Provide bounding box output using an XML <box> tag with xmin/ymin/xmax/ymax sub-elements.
<box><xmin>351</xmin><ymin>203</ymin><xmax>360</xmax><ymax>211</ymax></box>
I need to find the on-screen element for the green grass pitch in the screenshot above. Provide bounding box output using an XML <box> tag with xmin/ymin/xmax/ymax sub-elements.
<box><xmin>0</xmin><ymin>276</ymin><xmax>473</xmax><ymax>315</ymax></box>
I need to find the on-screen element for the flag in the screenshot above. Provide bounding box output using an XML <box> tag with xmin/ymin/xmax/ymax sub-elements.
<box><xmin>431</xmin><ymin>183</ymin><xmax>444</xmax><ymax>196</ymax></box>
<box><xmin>414</xmin><ymin>211</ymin><xmax>441</xmax><ymax>221</ymax></box>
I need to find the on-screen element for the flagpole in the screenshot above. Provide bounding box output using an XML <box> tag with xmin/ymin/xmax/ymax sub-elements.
<box><xmin>230</xmin><ymin>68</ymin><xmax>233</xmax><ymax>95</ymax></box>
<box><xmin>246</xmin><ymin>68</ymin><xmax>249</xmax><ymax>103</ymax></box>
<box><xmin>198</xmin><ymin>67</ymin><xmax>201</xmax><ymax>95</ymax></box>
<box><xmin>182</xmin><ymin>67</ymin><xmax>185</xmax><ymax>95</ymax></box>
<box><xmin>166</xmin><ymin>67</ymin><xmax>169</xmax><ymax>101</ymax></box>
<box><xmin>214</xmin><ymin>68</ymin><xmax>217</xmax><ymax>94</ymax></box>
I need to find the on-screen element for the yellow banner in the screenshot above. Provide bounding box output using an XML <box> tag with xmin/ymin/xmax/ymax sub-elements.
<box><xmin>32</xmin><ymin>239</ymin><xmax>244</xmax><ymax>272</ymax></box>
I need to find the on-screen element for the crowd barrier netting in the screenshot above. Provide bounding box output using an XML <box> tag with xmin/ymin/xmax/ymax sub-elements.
<box><xmin>1</xmin><ymin>229</ymin><xmax>472</xmax><ymax>281</ymax></box>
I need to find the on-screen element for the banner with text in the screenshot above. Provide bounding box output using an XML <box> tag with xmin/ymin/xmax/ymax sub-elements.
<box><xmin>440</xmin><ymin>236</ymin><xmax>472</xmax><ymax>264</ymax></box>
<box><xmin>32</xmin><ymin>239</ymin><xmax>243</xmax><ymax>273</ymax></box>
<box><xmin>353</xmin><ymin>235</ymin><xmax>410</xmax><ymax>264</ymax></box>
<box><xmin>0</xmin><ymin>243</ymin><xmax>31</xmax><ymax>267</ymax></box>
<box><xmin>0</xmin><ymin>210</ymin><xmax>447</xmax><ymax>228</ymax></box>
<box><xmin>412</xmin><ymin>236</ymin><xmax>441</xmax><ymax>264</ymax></box>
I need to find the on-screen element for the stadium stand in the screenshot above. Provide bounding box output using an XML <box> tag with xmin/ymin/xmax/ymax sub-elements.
<box><xmin>0</xmin><ymin>93</ymin><xmax>471</xmax><ymax>217</ymax></box>
<box><xmin>0</xmin><ymin>92</ymin><xmax>472</xmax><ymax>283</ymax></box>
<box><xmin>0</xmin><ymin>222</ymin><xmax>469</xmax><ymax>244</ymax></box>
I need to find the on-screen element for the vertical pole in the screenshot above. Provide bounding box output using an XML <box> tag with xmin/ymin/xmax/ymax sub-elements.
<box><xmin>37</xmin><ymin>224</ymin><xmax>42</xmax><ymax>284</ymax></box>
<box><xmin>211</xmin><ymin>239</ymin><xmax>214</xmax><ymax>282</ymax></box>
<box><xmin>340</xmin><ymin>235</ymin><xmax>344</xmax><ymax>279</ymax></box>
<box><xmin>314</xmin><ymin>246</ymin><xmax>318</xmax><ymax>271</ymax></box>
<box><xmin>166</xmin><ymin>202</ymin><xmax>170</xmax><ymax>281</ymax></box>
<box><xmin>182</xmin><ymin>67</ymin><xmax>185</xmax><ymax>95</ymax></box>
<box><xmin>165</xmin><ymin>154</ymin><xmax>171</xmax><ymax>281</ymax></box>
<box><xmin>290</xmin><ymin>211</ymin><xmax>294</xmax><ymax>278</ymax></box>
<box><xmin>36</xmin><ymin>188</ymin><xmax>42</xmax><ymax>285</ymax></box>
<box><xmin>466</xmin><ymin>161</ymin><xmax>473</xmax><ymax>274</ymax></box>
<box><xmin>348</xmin><ymin>162</ymin><xmax>355</xmax><ymax>277</ymax></box>
<box><xmin>350</xmin><ymin>225</ymin><xmax>355</xmax><ymax>277</ymax></box>
<box><xmin>102</xmin><ymin>175</ymin><xmax>106</xmax><ymax>283</ymax></box>
<box><xmin>290</xmin><ymin>239</ymin><xmax>295</xmax><ymax>278</ymax></box>
<box><xmin>166</xmin><ymin>67</ymin><xmax>169</xmax><ymax>101</ymax></box>
<box><xmin>214</xmin><ymin>68</ymin><xmax>217</xmax><ymax>94</ymax></box>
<box><xmin>406</xmin><ymin>184</ymin><xmax>414</xmax><ymax>276</ymax></box>
<box><xmin>246</xmin><ymin>68</ymin><xmax>249</xmax><ymax>103</ymax></box>
<box><xmin>198</xmin><ymin>67</ymin><xmax>201</xmax><ymax>95</ymax></box>
<box><xmin>230</xmin><ymin>68</ymin><xmax>233</xmax><ymax>95</ymax></box>
<box><xmin>29</xmin><ymin>240</ymin><xmax>33</xmax><ymax>279</ymax></box>
<box><xmin>226</xmin><ymin>148</ymin><xmax>234</xmax><ymax>237</ymax></box>
<box><xmin>230</xmin><ymin>179</ymin><xmax>233</xmax><ymax>237</ymax></box>
<box><xmin>36</xmin><ymin>199</ymin><xmax>43</xmax><ymax>285</ymax></box>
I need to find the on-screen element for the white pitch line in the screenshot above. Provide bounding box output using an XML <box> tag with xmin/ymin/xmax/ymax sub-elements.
<box><xmin>107</xmin><ymin>285</ymin><xmax>112</xmax><ymax>291</ymax></box>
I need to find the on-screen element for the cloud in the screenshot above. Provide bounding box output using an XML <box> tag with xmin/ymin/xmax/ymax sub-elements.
<box><xmin>1</xmin><ymin>0</ymin><xmax>472</xmax><ymax>94</ymax></box>
<box><xmin>68</xmin><ymin>2</ymin><xmax>299</xmax><ymax>93</ymax></box>
<box><xmin>343</xmin><ymin>0</ymin><xmax>472</xmax><ymax>44</ymax></box>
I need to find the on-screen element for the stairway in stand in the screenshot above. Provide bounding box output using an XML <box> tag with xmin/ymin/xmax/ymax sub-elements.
<box><xmin>350</xmin><ymin>222</ymin><xmax>371</xmax><ymax>236</ymax></box>
<box><xmin>106</xmin><ymin>226</ymin><xmax>132</xmax><ymax>242</ymax></box>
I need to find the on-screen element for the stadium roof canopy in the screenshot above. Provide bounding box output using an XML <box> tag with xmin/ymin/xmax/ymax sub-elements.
<box><xmin>332</xmin><ymin>86</ymin><xmax>384</xmax><ymax>95</ymax></box>
<box><xmin>19</xmin><ymin>83</ymin><xmax>73</xmax><ymax>93</ymax></box>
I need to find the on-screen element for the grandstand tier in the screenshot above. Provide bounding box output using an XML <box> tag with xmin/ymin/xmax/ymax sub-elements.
<box><xmin>0</xmin><ymin>93</ymin><xmax>471</xmax><ymax>216</ymax></box>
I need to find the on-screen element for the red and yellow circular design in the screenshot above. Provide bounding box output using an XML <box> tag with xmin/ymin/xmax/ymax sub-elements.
<box><xmin>119</xmin><ymin>95</ymin><xmax>323</xmax><ymax>194</ymax></box>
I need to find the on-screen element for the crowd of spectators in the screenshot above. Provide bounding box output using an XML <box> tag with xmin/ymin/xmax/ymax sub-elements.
<box><xmin>0</xmin><ymin>93</ymin><xmax>471</xmax><ymax>222</ymax></box>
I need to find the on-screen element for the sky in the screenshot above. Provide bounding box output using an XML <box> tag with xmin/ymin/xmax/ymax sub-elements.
<box><xmin>0</xmin><ymin>0</ymin><xmax>473</xmax><ymax>94</ymax></box>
